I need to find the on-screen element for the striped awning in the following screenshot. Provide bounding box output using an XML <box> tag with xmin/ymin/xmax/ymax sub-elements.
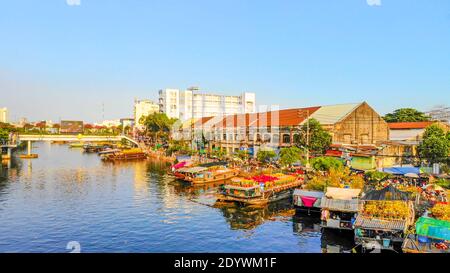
<box><xmin>354</xmin><ymin>215</ymin><xmax>407</xmax><ymax>231</ymax></box>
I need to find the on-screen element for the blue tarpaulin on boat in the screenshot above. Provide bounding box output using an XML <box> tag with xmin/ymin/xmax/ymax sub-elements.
<box><xmin>382</xmin><ymin>166</ymin><xmax>420</xmax><ymax>175</ymax></box>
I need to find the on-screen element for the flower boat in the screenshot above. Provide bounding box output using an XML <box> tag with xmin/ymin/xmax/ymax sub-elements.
<box><xmin>180</xmin><ymin>166</ymin><xmax>239</xmax><ymax>184</ymax></box>
<box><xmin>101</xmin><ymin>148</ymin><xmax>147</xmax><ymax>161</ymax></box>
<box><xmin>354</xmin><ymin>185</ymin><xmax>415</xmax><ymax>252</ymax></box>
<box><xmin>217</xmin><ymin>173</ymin><xmax>303</xmax><ymax>206</ymax></box>
<box><xmin>402</xmin><ymin>203</ymin><xmax>450</xmax><ymax>253</ymax></box>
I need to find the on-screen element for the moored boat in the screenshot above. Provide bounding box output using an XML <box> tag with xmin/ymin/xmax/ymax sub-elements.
<box><xmin>320</xmin><ymin>187</ymin><xmax>362</xmax><ymax>231</ymax></box>
<box><xmin>69</xmin><ymin>142</ymin><xmax>84</xmax><ymax>148</ymax></box>
<box><xmin>181</xmin><ymin>166</ymin><xmax>239</xmax><ymax>184</ymax></box>
<box><xmin>217</xmin><ymin>173</ymin><xmax>303</xmax><ymax>206</ymax></box>
<box><xmin>293</xmin><ymin>189</ymin><xmax>324</xmax><ymax>215</ymax></box>
<box><xmin>101</xmin><ymin>148</ymin><xmax>147</xmax><ymax>161</ymax></box>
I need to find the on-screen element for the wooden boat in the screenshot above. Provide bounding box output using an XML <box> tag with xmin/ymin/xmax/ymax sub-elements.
<box><xmin>293</xmin><ymin>189</ymin><xmax>324</xmax><ymax>215</ymax></box>
<box><xmin>182</xmin><ymin>167</ymin><xmax>239</xmax><ymax>184</ymax></box>
<box><xmin>172</xmin><ymin>161</ymin><xmax>230</xmax><ymax>181</ymax></box>
<box><xmin>217</xmin><ymin>174</ymin><xmax>303</xmax><ymax>206</ymax></box>
<box><xmin>402</xmin><ymin>215</ymin><xmax>450</xmax><ymax>253</ymax></box>
<box><xmin>19</xmin><ymin>154</ymin><xmax>39</xmax><ymax>159</ymax></box>
<box><xmin>98</xmin><ymin>148</ymin><xmax>122</xmax><ymax>155</ymax></box>
<box><xmin>69</xmin><ymin>143</ymin><xmax>84</xmax><ymax>148</ymax></box>
<box><xmin>83</xmin><ymin>144</ymin><xmax>112</xmax><ymax>153</ymax></box>
<box><xmin>101</xmin><ymin>148</ymin><xmax>147</xmax><ymax>161</ymax></box>
<box><xmin>320</xmin><ymin>187</ymin><xmax>362</xmax><ymax>231</ymax></box>
<box><xmin>51</xmin><ymin>140</ymin><xmax>68</xmax><ymax>144</ymax></box>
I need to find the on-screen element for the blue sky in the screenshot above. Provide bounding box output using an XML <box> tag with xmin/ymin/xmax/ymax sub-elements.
<box><xmin>0</xmin><ymin>0</ymin><xmax>449</xmax><ymax>122</ymax></box>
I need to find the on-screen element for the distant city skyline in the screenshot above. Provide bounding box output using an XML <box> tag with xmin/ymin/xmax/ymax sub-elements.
<box><xmin>1</xmin><ymin>0</ymin><xmax>449</xmax><ymax>123</ymax></box>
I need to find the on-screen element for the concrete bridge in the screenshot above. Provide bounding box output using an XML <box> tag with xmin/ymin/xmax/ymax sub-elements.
<box><xmin>1</xmin><ymin>134</ymin><xmax>140</xmax><ymax>159</ymax></box>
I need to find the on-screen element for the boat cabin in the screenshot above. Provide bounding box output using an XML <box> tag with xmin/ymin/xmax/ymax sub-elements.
<box><xmin>320</xmin><ymin>187</ymin><xmax>362</xmax><ymax>231</ymax></box>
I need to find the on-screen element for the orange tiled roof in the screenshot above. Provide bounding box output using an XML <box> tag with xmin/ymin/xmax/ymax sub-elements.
<box><xmin>388</xmin><ymin>121</ymin><xmax>434</xmax><ymax>130</ymax></box>
<box><xmin>212</xmin><ymin>107</ymin><xmax>321</xmax><ymax>128</ymax></box>
<box><xmin>193</xmin><ymin>116</ymin><xmax>214</xmax><ymax>127</ymax></box>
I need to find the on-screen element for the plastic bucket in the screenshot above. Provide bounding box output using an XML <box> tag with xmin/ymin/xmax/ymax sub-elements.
<box><xmin>418</xmin><ymin>236</ymin><xmax>430</xmax><ymax>243</ymax></box>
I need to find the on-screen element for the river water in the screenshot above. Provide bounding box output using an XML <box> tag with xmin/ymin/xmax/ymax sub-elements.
<box><xmin>0</xmin><ymin>142</ymin><xmax>354</xmax><ymax>253</ymax></box>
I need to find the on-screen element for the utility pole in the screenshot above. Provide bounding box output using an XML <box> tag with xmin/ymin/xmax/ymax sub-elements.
<box><xmin>306</xmin><ymin>109</ymin><xmax>310</xmax><ymax>168</ymax></box>
<box><xmin>297</xmin><ymin>109</ymin><xmax>310</xmax><ymax>168</ymax></box>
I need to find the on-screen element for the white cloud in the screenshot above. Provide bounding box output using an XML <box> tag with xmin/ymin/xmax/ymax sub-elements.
<box><xmin>366</xmin><ymin>0</ymin><xmax>381</xmax><ymax>6</ymax></box>
<box><xmin>66</xmin><ymin>0</ymin><xmax>81</xmax><ymax>6</ymax></box>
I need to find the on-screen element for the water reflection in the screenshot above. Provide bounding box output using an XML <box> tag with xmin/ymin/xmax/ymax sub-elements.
<box><xmin>0</xmin><ymin>143</ymin><xmax>355</xmax><ymax>253</ymax></box>
<box><xmin>217</xmin><ymin>200</ymin><xmax>295</xmax><ymax>230</ymax></box>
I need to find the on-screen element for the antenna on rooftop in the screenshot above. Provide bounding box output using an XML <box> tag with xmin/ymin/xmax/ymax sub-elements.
<box><xmin>188</xmin><ymin>86</ymin><xmax>199</xmax><ymax>92</ymax></box>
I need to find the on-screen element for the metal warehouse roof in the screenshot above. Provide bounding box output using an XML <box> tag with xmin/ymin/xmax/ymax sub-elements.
<box><xmin>304</xmin><ymin>103</ymin><xmax>362</xmax><ymax>125</ymax></box>
<box><xmin>354</xmin><ymin>215</ymin><xmax>407</xmax><ymax>231</ymax></box>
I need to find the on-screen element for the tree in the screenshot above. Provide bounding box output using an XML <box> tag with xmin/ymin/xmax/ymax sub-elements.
<box><xmin>310</xmin><ymin>156</ymin><xmax>344</xmax><ymax>172</ymax></box>
<box><xmin>365</xmin><ymin>170</ymin><xmax>392</xmax><ymax>183</ymax></box>
<box><xmin>52</xmin><ymin>123</ymin><xmax>61</xmax><ymax>134</ymax></box>
<box><xmin>35</xmin><ymin>121</ymin><xmax>46</xmax><ymax>131</ymax></box>
<box><xmin>257</xmin><ymin>150</ymin><xmax>277</xmax><ymax>164</ymax></box>
<box><xmin>305</xmin><ymin>167</ymin><xmax>364</xmax><ymax>191</ymax></box>
<box><xmin>140</xmin><ymin>113</ymin><xmax>178</xmax><ymax>142</ymax></box>
<box><xmin>279</xmin><ymin>146</ymin><xmax>302</xmax><ymax>166</ymax></box>
<box><xmin>211</xmin><ymin>148</ymin><xmax>226</xmax><ymax>159</ymax></box>
<box><xmin>235</xmin><ymin>149</ymin><xmax>249</xmax><ymax>161</ymax></box>
<box><xmin>294</xmin><ymin>118</ymin><xmax>332</xmax><ymax>155</ymax></box>
<box><xmin>418</xmin><ymin>124</ymin><xmax>449</xmax><ymax>164</ymax></box>
<box><xmin>384</xmin><ymin>108</ymin><xmax>430</xmax><ymax>122</ymax></box>
<box><xmin>0</xmin><ymin>128</ymin><xmax>9</xmax><ymax>144</ymax></box>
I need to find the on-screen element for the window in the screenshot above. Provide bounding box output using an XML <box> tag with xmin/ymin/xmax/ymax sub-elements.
<box><xmin>282</xmin><ymin>134</ymin><xmax>291</xmax><ymax>144</ymax></box>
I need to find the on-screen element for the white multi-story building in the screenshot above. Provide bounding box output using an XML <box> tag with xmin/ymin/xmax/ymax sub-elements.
<box><xmin>159</xmin><ymin>88</ymin><xmax>256</xmax><ymax>121</ymax></box>
<box><xmin>159</xmin><ymin>89</ymin><xmax>180</xmax><ymax>119</ymax></box>
<box><xmin>0</xmin><ymin>108</ymin><xmax>8</xmax><ymax>123</ymax></box>
<box><xmin>134</xmin><ymin>99</ymin><xmax>160</xmax><ymax>129</ymax></box>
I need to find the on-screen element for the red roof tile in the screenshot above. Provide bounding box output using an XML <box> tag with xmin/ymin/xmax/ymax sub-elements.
<box><xmin>388</xmin><ymin>122</ymin><xmax>434</xmax><ymax>130</ymax></box>
<box><xmin>212</xmin><ymin>107</ymin><xmax>321</xmax><ymax>128</ymax></box>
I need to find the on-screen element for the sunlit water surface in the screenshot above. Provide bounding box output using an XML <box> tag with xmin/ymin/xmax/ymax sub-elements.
<box><xmin>0</xmin><ymin>142</ymin><xmax>353</xmax><ymax>253</ymax></box>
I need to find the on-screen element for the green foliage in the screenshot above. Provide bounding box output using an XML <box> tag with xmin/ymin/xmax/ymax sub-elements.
<box><xmin>365</xmin><ymin>170</ymin><xmax>392</xmax><ymax>182</ymax></box>
<box><xmin>0</xmin><ymin>128</ymin><xmax>9</xmax><ymax>143</ymax></box>
<box><xmin>384</xmin><ymin>108</ymin><xmax>430</xmax><ymax>122</ymax></box>
<box><xmin>418</xmin><ymin>124</ymin><xmax>450</xmax><ymax>164</ymax></box>
<box><xmin>294</xmin><ymin>118</ymin><xmax>332</xmax><ymax>155</ymax></box>
<box><xmin>166</xmin><ymin>141</ymin><xmax>192</xmax><ymax>156</ymax></box>
<box><xmin>310</xmin><ymin>156</ymin><xmax>344</xmax><ymax>172</ymax></box>
<box><xmin>211</xmin><ymin>148</ymin><xmax>226</xmax><ymax>159</ymax></box>
<box><xmin>435</xmin><ymin>179</ymin><xmax>450</xmax><ymax>190</ymax></box>
<box><xmin>257</xmin><ymin>150</ymin><xmax>277</xmax><ymax>163</ymax></box>
<box><xmin>306</xmin><ymin>167</ymin><xmax>365</xmax><ymax>191</ymax></box>
<box><xmin>140</xmin><ymin>113</ymin><xmax>178</xmax><ymax>141</ymax></box>
<box><xmin>279</xmin><ymin>146</ymin><xmax>302</xmax><ymax>166</ymax></box>
<box><xmin>235</xmin><ymin>150</ymin><xmax>249</xmax><ymax>161</ymax></box>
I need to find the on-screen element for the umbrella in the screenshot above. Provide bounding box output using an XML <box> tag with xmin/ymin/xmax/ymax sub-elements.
<box><xmin>404</xmin><ymin>173</ymin><xmax>419</xmax><ymax>178</ymax></box>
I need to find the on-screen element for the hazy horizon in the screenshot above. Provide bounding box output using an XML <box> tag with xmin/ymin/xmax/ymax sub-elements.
<box><xmin>1</xmin><ymin>0</ymin><xmax>449</xmax><ymax>123</ymax></box>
